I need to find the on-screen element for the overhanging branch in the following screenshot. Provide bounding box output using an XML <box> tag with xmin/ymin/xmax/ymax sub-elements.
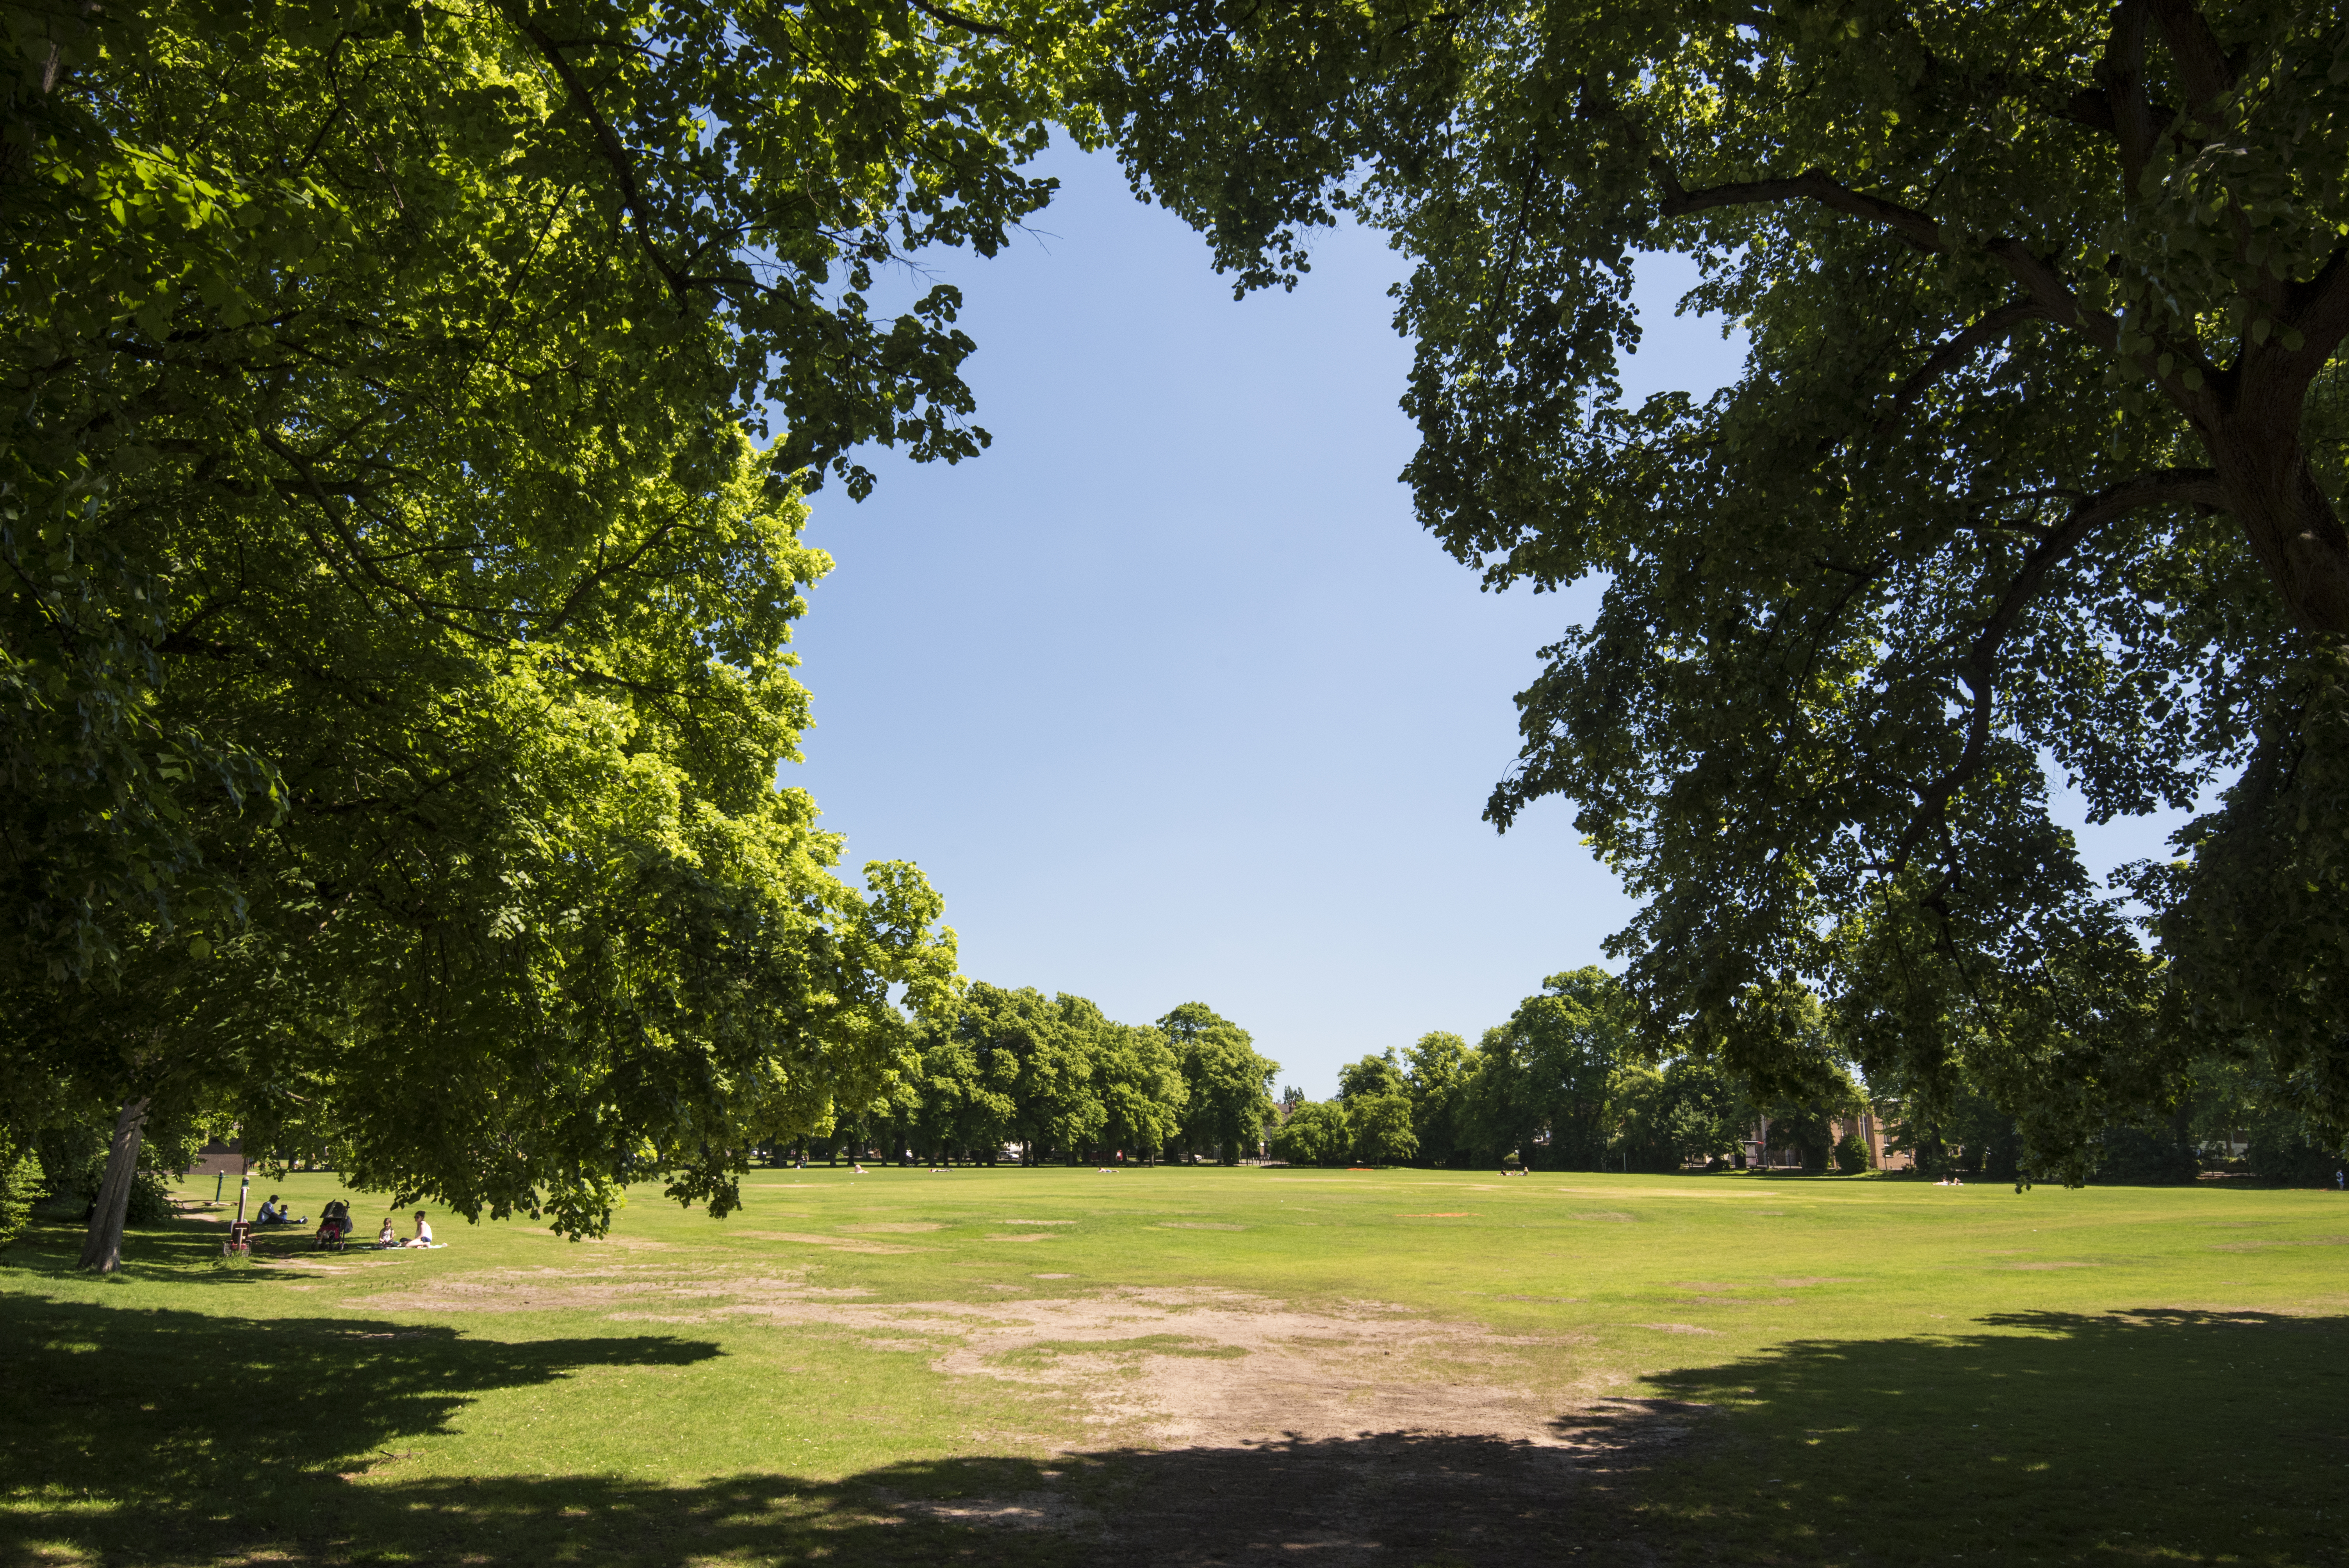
<box><xmin>505</xmin><ymin>8</ymin><xmax>692</xmax><ymax>302</ymax></box>
<box><xmin>1655</xmin><ymin>164</ymin><xmax>1944</xmax><ymax>252</ymax></box>
<box><xmin>1875</xmin><ymin>299</ymin><xmax>2048</xmax><ymax>436</ymax></box>
<box><xmin>908</xmin><ymin>0</ymin><xmax>1008</xmax><ymax>36</ymax></box>
<box><xmin>1887</xmin><ymin>467</ymin><xmax>2226</xmax><ymax>874</ymax></box>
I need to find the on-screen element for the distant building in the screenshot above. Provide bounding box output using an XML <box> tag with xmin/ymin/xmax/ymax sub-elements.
<box><xmin>1741</xmin><ymin>1109</ymin><xmax>1914</xmax><ymax>1171</ymax></box>
<box><xmin>186</xmin><ymin>1140</ymin><xmax>245</xmax><ymax>1176</ymax></box>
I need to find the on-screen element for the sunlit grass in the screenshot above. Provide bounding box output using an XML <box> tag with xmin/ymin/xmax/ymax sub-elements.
<box><xmin>2</xmin><ymin>1165</ymin><xmax>2342</xmax><ymax>1565</ymax></box>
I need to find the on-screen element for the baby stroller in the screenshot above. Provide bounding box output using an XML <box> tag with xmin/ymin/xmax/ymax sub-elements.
<box><xmin>314</xmin><ymin>1200</ymin><xmax>353</xmax><ymax>1252</ymax></box>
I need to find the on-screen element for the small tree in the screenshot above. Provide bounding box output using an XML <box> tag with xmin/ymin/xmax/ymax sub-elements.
<box><xmin>1269</xmin><ymin>1101</ymin><xmax>1350</xmax><ymax>1167</ymax></box>
<box><xmin>1349</xmin><ymin>1094</ymin><xmax>1419</xmax><ymax>1166</ymax></box>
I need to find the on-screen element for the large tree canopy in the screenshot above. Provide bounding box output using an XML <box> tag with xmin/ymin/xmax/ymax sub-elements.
<box><xmin>3</xmin><ymin>0</ymin><xmax>1085</xmax><ymax>1259</ymax></box>
<box><xmin>1096</xmin><ymin>0</ymin><xmax>2349</xmax><ymax>1171</ymax></box>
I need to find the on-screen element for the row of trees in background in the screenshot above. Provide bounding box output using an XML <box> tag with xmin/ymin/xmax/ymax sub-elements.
<box><xmin>1269</xmin><ymin>968</ymin><xmax>2346</xmax><ymax>1184</ymax></box>
<box><xmin>798</xmin><ymin>992</ymin><xmax>1277</xmax><ymax>1167</ymax></box>
<box><xmin>1272</xmin><ymin>969</ymin><xmax>1780</xmax><ymax>1172</ymax></box>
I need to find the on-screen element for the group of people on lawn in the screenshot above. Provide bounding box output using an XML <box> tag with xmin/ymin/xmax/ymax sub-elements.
<box><xmin>255</xmin><ymin>1194</ymin><xmax>438</xmax><ymax>1248</ymax></box>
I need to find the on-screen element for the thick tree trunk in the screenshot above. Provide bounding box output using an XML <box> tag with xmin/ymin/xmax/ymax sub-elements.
<box><xmin>77</xmin><ymin>1096</ymin><xmax>151</xmax><ymax>1273</ymax></box>
<box><xmin>2212</xmin><ymin>427</ymin><xmax>2349</xmax><ymax>636</ymax></box>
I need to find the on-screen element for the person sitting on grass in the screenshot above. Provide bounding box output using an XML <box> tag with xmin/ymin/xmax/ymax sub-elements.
<box><xmin>376</xmin><ymin>1216</ymin><xmax>398</xmax><ymax>1249</ymax></box>
<box><xmin>405</xmin><ymin>1210</ymin><xmax>435</xmax><ymax>1247</ymax></box>
<box><xmin>257</xmin><ymin>1194</ymin><xmax>305</xmax><ymax>1226</ymax></box>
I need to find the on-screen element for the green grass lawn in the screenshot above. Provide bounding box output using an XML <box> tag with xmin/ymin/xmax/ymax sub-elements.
<box><xmin>3</xmin><ymin>1166</ymin><xmax>2344</xmax><ymax>1566</ymax></box>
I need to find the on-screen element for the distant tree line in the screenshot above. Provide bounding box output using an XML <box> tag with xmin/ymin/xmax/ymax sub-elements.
<box><xmin>1271</xmin><ymin>968</ymin><xmax>1769</xmax><ymax>1172</ymax></box>
<box><xmin>1266</xmin><ymin>968</ymin><xmax>2346</xmax><ymax>1185</ymax></box>
<box><xmin>782</xmin><ymin>991</ymin><xmax>1278</xmax><ymax>1167</ymax></box>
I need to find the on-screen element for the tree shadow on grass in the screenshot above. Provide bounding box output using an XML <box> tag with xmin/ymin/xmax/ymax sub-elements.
<box><xmin>0</xmin><ymin>1245</ymin><xmax>1646</xmax><ymax>1568</ymax></box>
<box><xmin>1566</xmin><ymin>1307</ymin><xmax>2349</xmax><ymax>1568</ymax></box>
<box><xmin>4</xmin><ymin>1210</ymin><xmax>376</xmax><ymax>1288</ymax></box>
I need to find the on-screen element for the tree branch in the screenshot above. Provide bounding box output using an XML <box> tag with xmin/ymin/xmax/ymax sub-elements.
<box><xmin>1888</xmin><ymin>468</ymin><xmax>2226</xmax><ymax>873</ymax></box>
<box><xmin>1875</xmin><ymin>299</ymin><xmax>2047</xmax><ymax>436</ymax></box>
<box><xmin>2144</xmin><ymin>0</ymin><xmax>2237</xmax><ymax>109</ymax></box>
<box><xmin>2286</xmin><ymin>245</ymin><xmax>2349</xmax><ymax>371</ymax></box>
<box><xmin>907</xmin><ymin>0</ymin><xmax>1008</xmax><ymax>37</ymax></box>
<box><xmin>1656</xmin><ymin>165</ymin><xmax>1943</xmax><ymax>253</ymax></box>
<box><xmin>504</xmin><ymin>9</ymin><xmax>692</xmax><ymax>302</ymax></box>
<box><xmin>2094</xmin><ymin>0</ymin><xmax>2156</xmax><ymax>195</ymax></box>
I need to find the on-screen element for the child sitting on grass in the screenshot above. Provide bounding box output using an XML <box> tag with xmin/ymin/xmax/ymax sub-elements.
<box><xmin>376</xmin><ymin>1216</ymin><xmax>398</xmax><ymax>1248</ymax></box>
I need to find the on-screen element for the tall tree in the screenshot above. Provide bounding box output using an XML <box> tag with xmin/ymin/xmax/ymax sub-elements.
<box><xmin>1335</xmin><ymin>1049</ymin><xmax>1408</xmax><ymax>1103</ymax></box>
<box><xmin>1094</xmin><ymin>1021</ymin><xmax>1187</xmax><ymax>1160</ymax></box>
<box><xmin>1402</xmin><ymin>1030</ymin><xmax>1470</xmax><ymax>1167</ymax></box>
<box><xmin>1095</xmin><ymin>0</ymin><xmax>2349</xmax><ymax>1169</ymax></box>
<box><xmin>941</xmin><ymin>984</ymin><xmax>1096</xmax><ymax>1162</ymax></box>
<box><xmin>5</xmin><ymin>0</ymin><xmax>1082</xmax><ymax>1260</ymax></box>
<box><xmin>1458</xmin><ymin>968</ymin><xmax>1640</xmax><ymax>1168</ymax></box>
<box><xmin>1157</xmin><ymin>1001</ymin><xmax>1279</xmax><ymax>1162</ymax></box>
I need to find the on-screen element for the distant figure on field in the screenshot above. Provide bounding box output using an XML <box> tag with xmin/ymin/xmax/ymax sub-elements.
<box><xmin>851</xmin><ymin>1162</ymin><xmax>866</xmax><ymax>1176</ymax></box>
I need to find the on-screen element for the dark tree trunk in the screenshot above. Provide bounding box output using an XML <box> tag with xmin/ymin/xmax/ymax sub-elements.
<box><xmin>77</xmin><ymin>1096</ymin><xmax>150</xmax><ymax>1273</ymax></box>
<box><xmin>2210</xmin><ymin>424</ymin><xmax>2349</xmax><ymax>636</ymax></box>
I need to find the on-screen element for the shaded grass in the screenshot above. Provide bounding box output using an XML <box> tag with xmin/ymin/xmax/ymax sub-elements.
<box><xmin>3</xmin><ymin>1167</ymin><xmax>2345</xmax><ymax>1564</ymax></box>
<box><xmin>1570</xmin><ymin>1307</ymin><xmax>2349</xmax><ymax>1566</ymax></box>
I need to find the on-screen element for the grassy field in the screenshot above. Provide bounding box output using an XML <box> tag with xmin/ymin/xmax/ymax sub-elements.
<box><xmin>2</xmin><ymin>1165</ymin><xmax>2344</xmax><ymax>1567</ymax></box>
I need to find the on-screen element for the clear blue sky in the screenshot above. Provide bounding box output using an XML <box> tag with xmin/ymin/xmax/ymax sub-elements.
<box><xmin>783</xmin><ymin>144</ymin><xmax>2183</xmax><ymax>1098</ymax></box>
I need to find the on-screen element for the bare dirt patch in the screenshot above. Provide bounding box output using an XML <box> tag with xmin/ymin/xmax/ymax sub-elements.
<box><xmin>616</xmin><ymin>1282</ymin><xmax>1594</xmax><ymax>1451</ymax></box>
<box><xmin>346</xmin><ymin>1255</ymin><xmax>1684</xmax><ymax>1563</ymax></box>
<box><xmin>836</xmin><ymin>1222</ymin><xmax>943</xmax><ymax>1234</ymax></box>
